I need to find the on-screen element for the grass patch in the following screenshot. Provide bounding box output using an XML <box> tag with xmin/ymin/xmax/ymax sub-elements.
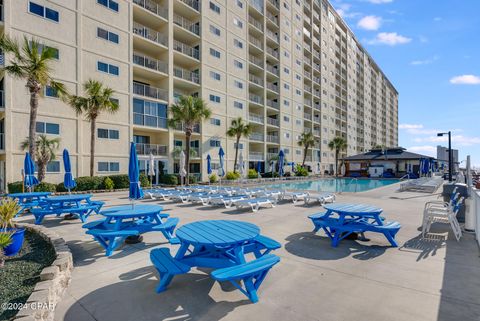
<box><xmin>0</xmin><ymin>230</ymin><xmax>56</xmax><ymax>321</ymax></box>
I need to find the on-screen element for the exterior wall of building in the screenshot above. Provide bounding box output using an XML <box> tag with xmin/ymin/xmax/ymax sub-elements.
<box><xmin>0</xmin><ymin>0</ymin><xmax>398</xmax><ymax>190</ymax></box>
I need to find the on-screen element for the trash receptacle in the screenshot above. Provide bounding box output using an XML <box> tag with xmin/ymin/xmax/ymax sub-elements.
<box><xmin>442</xmin><ymin>183</ymin><xmax>468</xmax><ymax>222</ymax></box>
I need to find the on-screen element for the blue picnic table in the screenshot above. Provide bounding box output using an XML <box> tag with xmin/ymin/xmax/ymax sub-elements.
<box><xmin>31</xmin><ymin>194</ymin><xmax>104</xmax><ymax>224</ymax></box>
<box><xmin>83</xmin><ymin>204</ymin><xmax>179</xmax><ymax>256</ymax></box>
<box><xmin>8</xmin><ymin>192</ymin><xmax>51</xmax><ymax>214</ymax></box>
<box><xmin>150</xmin><ymin>220</ymin><xmax>281</xmax><ymax>303</ymax></box>
<box><xmin>308</xmin><ymin>203</ymin><xmax>401</xmax><ymax>247</ymax></box>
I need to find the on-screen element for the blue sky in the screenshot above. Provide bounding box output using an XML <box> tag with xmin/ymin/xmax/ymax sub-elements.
<box><xmin>330</xmin><ymin>0</ymin><xmax>480</xmax><ymax>167</ymax></box>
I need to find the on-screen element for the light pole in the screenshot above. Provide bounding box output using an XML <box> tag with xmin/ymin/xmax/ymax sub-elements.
<box><xmin>437</xmin><ymin>131</ymin><xmax>452</xmax><ymax>182</ymax></box>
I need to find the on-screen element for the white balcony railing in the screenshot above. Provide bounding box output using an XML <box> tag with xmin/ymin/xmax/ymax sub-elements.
<box><xmin>173</xmin><ymin>40</ymin><xmax>200</xmax><ymax>60</ymax></box>
<box><xmin>133</xmin><ymin>82</ymin><xmax>168</xmax><ymax>101</ymax></box>
<box><xmin>249</xmin><ymin>74</ymin><xmax>264</xmax><ymax>87</ymax></box>
<box><xmin>249</xmin><ymin>93</ymin><xmax>264</xmax><ymax>105</ymax></box>
<box><xmin>173</xmin><ymin>66</ymin><xmax>200</xmax><ymax>84</ymax></box>
<box><xmin>249</xmin><ymin>152</ymin><xmax>264</xmax><ymax>161</ymax></box>
<box><xmin>133</xmin><ymin>53</ymin><xmax>168</xmax><ymax>74</ymax></box>
<box><xmin>250</xmin><ymin>132</ymin><xmax>264</xmax><ymax>142</ymax></box>
<box><xmin>267</xmin><ymin>135</ymin><xmax>279</xmax><ymax>143</ymax></box>
<box><xmin>179</xmin><ymin>0</ymin><xmax>200</xmax><ymax>12</ymax></box>
<box><xmin>249</xmin><ymin>113</ymin><xmax>264</xmax><ymax>124</ymax></box>
<box><xmin>133</xmin><ymin>0</ymin><xmax>168</xmax><ymax>19</ymax></box>
<box><xmin>249</xmin><ymin>54</ymin><xmax>264</xmax><ymax>68</ymax></box>
<box><xmin>266</xmin><ymin>117</ymin><xmax>279</xmax><ymax>127</ymax></box>
<box><xmin>173</xmin><ymin>14</ymin><xmax>200</xmax><ymax>35</ymax></box>
<box><xmin>132</xmin><ymin>22</ymin><xmax>168</xmax><ymax>47</ymax></box>
<box><xmin>249</xmin><ymin>16</ymin><xmax>263</xmax><ymax>31</ymax></box>
<box><xmin>136</xmin><ymin>143</ymin><xmax>168</xmax><ymax>156</ymax></box>
<box><xmin>266</xmin><ymin>100</ymin><xmax>279</xmax><ymax>110</ymax></box>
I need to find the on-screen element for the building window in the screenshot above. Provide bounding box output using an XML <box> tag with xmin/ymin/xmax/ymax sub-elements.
<box><xmin>209</xmin><ymin>94</ymin><xmax>221</xmax><ymax>103</ymax></box>
<box><xmin>210</xmin><ymin>71</ymin><xmax>221</xmax><ymax>80</ymax></box>
<box><xmin>234</xmin><ymin>101</ymin><xmax>243</xmax><ymax>109</ymax></box>
<box><xmin>209</xmin><ymin>25</ymin><xmax>221</xmax><ymax>36</ymax></box>
<box><xmin>210</xmin><ymin>118</ymin><xmax>221</xmax><ymax>126</ymax></box>
<box><xmin>234</xmin><ymin>143</ymin><xmax>243</xmax><ymax>149</ymax></box>
<box><xmin>283</xmin><ymin>116</ymin><xmax>290</xmax><ymax>122</ymax></box>
<box><xmin>234</xmin><ymin>80</ymin><xmax>243</xmax><ymax>89</ymax></box>
<box><xmin>209</xmin><ymin>2</ymin><xmax>220</xmax><ymax>14</ymax></box>
<box><xmin>210</xmin><ymin>139</ymin><xmax>221</xmax><ymax>147</ymax></box>
<box><xmin>36</xmin><ymin>122</ymin><xmax>60</xmax><ymax>135</ymax></box>
<box><xmin>133</xmin><ymin>98</ymin><xmax>168</xmax><ymax>129</ymax></box>
<box><xmin>97</xmin><ymin>0</ymin><xmax>119</xmax><ymax>12</ymax></box>
<box><xmin>29</xmin><ymin>2</ymin><xmax>59</xmax><ymax>22</ymax></box>
<box><xmin>98</xmin><ymin>128</ymin><xmax>119</xmax><ymax>139</ymax></box>
<box><xmin>45</xmin><ymin>86</ymin><xmax>58</xmax><ymax>98</ymax></box>
<box><xmin>233</xmin><ymin>18</ymin><xmax>243</xmax><ymax>28</ymax></box>
<box><xmin>234</xmin><ymin>39</ymin><xmax>243</xmax><ymax>49</ymax></box>
<box><xmin>36</xmin><ymin>161</ymin><xmax>60</xmax><ymax>173</ymax></box>
<box><xmin>31</xmin><ymin>42</ymin><xmax>59</xmax><ymax>59</ymax></box>
<box><xmin>210</xmin><ymin>48</ymin><xmax>221</xmax><ymax>58</ymax></box>
<box><xmin>97</xmin><ymin>61</ymin><xmax>119</xmax><ymax>75</ymax></box>
<box><xmin>97</xmin><ymin>27</ymin><xmax>119</xmax><ymax>44</ymax></box>
<box><xmin>98</xmin><ymin>162</ymin><xmax>120</xmax><ymax>172</ymax></box>
<box><xmin>234</xmin><ymin>60</ymin><xmax>243</xmax><ymax>69</ymax></box>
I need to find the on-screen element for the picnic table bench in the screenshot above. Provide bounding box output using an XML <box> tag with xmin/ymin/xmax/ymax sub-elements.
<box><xmin>308</xmin><ymin>203</ymin><xmax>401</xmax><ymax>247</ymax></box>
<box><xmin>8</xmin><ymin>192</ymin><xmax>52</xmax><ymax>214</ymax></box>
<box><xmin>83</xmin><ymin>204</ymin><xmax>179</xmax><ymax>256</ymax></box>
<box><xmin>30</xmin><ymin>194</ymin><xmax>104</xmax><ymax>224</ymax></box>
<box><xmin>150</xmin><ymin>220</ymin><xmax>281</xmax><ymax>303</ymax></box>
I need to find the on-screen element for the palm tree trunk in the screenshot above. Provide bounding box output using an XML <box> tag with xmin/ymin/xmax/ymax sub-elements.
<box><xmin>233</xmin><ymin>136</ymin><xmax>240</xmax><ymax>173</ymax></box>
<box><xmin>185</xmin><ymin>132</ymin><xmax>191</xmax><ymax>185</ymax></box>
<box><xmin>90</xmin><ymin>118</ymin><xmax>96</xmax><ymax>177</ymax></box>
<box><xmin>335</xmin><ymin>149</ymin><xmax>339</xmax><ymax>177</ymax></box>
<box><xmin>302</xmin><ymin>146</ymin><xmax>308</xmax><ymax>167</ymax></box>
<box><xmin>38</xmin><ymin>160</ymin><xmax>46</xmax><ymax>182</ymax></box>
<box><xmin>28</xmin><ymin>91</ymin><xmax>39</xmax><ymax>161</ymax></box>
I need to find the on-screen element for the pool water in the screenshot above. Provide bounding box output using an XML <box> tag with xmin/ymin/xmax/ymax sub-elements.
<box><xmin>267</xmin><ymin>178</ymin><xmax>400</xmax><ymax>193</ymax></box>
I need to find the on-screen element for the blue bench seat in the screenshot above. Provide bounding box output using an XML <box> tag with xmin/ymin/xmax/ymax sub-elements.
<box><xmin>244</xmin><ymin>235</ymin><xmax>282</xmax><ymax>258</ymax></box>
<box><xmin>211</xmin><ymin>254</ymin><xmax>280</xmax><ymax>303</ymax></box>
<box><xmin>151</xmin><ymin>248</ymin><xmax>191</xmax><ymax>293</ymax></box>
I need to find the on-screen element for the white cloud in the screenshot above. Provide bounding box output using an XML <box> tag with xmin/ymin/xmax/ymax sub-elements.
<box><xmin>434</xmin><ymin>17</ymin><xmax>442</xmax><ymax>21</ymax></box>
<box><xmin>399</xmin><ymin>124</ymin><xmax>423</xmax><ymax>130</ymax></box>
<box><xmin>357</xmin><ymin>15</ymin><xmax>382</xmax><ymax>30</ymax></box>
<box><xmin>450</xmin><ymin>75</ymin><xmax>480</xmax><ymax>85</ymax></box>
<box><xmin>410</xmin><ymin>55</ymin><xmax>439</xmax><ymax>66</ymax></box>
<box><xmin>335</xmin><ymin>3</ymin><xmax>361</xmax><ymax>19</ymax></box>
<box><xmin>367</xmin><ymin>0</ymin><xmax>393</xmax><ymax>3</ymax></box>
<box><xmin>407</xmin><ymin>146</ymin><xmax>437</xmax><ymax>157</ymax></box>
<box><xmin>414</xmin><ymin>135</ymin><xmax>480</xmax><ymax>147</ymax></box>
<box><xmin>368</xmin><ymin>32</ymin><xmax>412</xmax><ymax>46</ymax></box>
<box><xmin>399</xmin><ymin>124</ymin><xmax>440</xmax><ymax>135</ymax></box>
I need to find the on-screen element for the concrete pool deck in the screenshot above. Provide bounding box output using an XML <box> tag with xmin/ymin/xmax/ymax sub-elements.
<box><xmin>19</xmin><ymin>182</ymin><xmax>480</xmax><ymax>321</ymax></box>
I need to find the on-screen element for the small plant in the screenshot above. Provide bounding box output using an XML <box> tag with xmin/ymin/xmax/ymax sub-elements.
<box><xmin>295</xmin><ymin>164</ymin><xmax>309</xmax><ymax>177</ymax></box>
<box><xmin>209</xmin><ymin>173</ymin><xmax>218</xmax><ymax>183</ymax></box>
<box><xmin>103</xmin><ymin>177</ymin><xmax>114</xmax><ymax>190</ymax></box>
<box><xmin>159</xmin><ymin>174</ymin><xmax>178</xmax><ymax>185</ymax></box>
<box><xmin>0</xmin><ymin>198</ymin><xmax>22</xmax><ymax>228</ymax></box>
<box><xmin>0</xmin><ymin>231</ymin><xmax>12</xmax><ymax>268</ymax></box>
<box><xmin>248</xmin><ymin>169</ymin><xmax>258</xmax><ymax>179</ymax></box>
<box><xmin>226</xmin><ymin>171</ymin><xmax>241</xmax><ymax>180</ymax></box>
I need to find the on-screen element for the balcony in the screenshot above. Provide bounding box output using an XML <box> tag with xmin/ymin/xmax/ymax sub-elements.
<box><xmin>249</xmin><ymin>35</ymin><xmax>263</xmax><ymax>49</ymax></box>
<box><xmin>133</xmin><ymin>53</ymin><xmax>168</xmax><ymax>74</ymax></box>
<box><xmin>173</xmin><ymin>67</ymin><xmax>200</xmax><ymax>84</ymax></box>
<box><xmin>266</xmin><ymin>82</ymin><xmax>279</xmax><ymax>93</ymax></box>
<box><xmin>250</xmin><ymin>132</ymin><xmax>264</xmax><ymax>142</ymax></box>
<box><xmin>267</xmin><ymin>0</ymin><xmax>280</xmax><ymax>9</ymax></box>
<box><xmin>267</xmin><ymin>135</ymin><xmax>279</xmax><ymax>144</ymax></box>
<box><xmin>249</xmin><ymin>16</ymin><xmax>263</xmax><ymax>31</ymax></box>
<box><xmin>133</xmin><ymin>0</ymin><xmax>168</xmax><ymax>19</ymax></box>
<box><xmin>304</xmin><ymin>99</ymin><xmax>312</xmax><ymax>107</ymax></box>
<box><xmin>133</xmin><ymin>82</ymin><xmax>168</xmax><ymax>102</ymax></box>
<box><xmin>173</xmin><ymin>40</ymin><xmax>200</xmax><ymax>60</ymax></box>
<box><xmin>250</xmin><ymin>0</ymin><xmax>264</xmax><ymax>13</ymax></box>
<box><xmin>249</xmin><ymin>74</ymin><xmax>264</xmax><ymax>87</ymax></box>
<box><xmin>133</xmin><ymin>22</ymin><xmax>168</xmax><ymax>47</ymax></box>
<box><xmin>249</xmin><ymin>152</ymin><xmax>264</xmax><ymax>161</ymax></box>
<box><xmin>304</xmin><ymin>113</ymin><xmax>312</xmax><ymax>120</ymax></box>
<box><xmin>179</xmin><ymin>0</ymin><xmax>200</xmax><ymax>12</ymax></box>
<box><xmin>266</xmin><ymin>117</ymin><xmax>279</xmax><ymax>127</ymax></box>
<box><xmin>0</xmin><ymin>90</ymin><xmax>4</xmax><ymax>109</ymax></box>
<box><xmin>266</xmin><ymin>47</ymin><xmax>279</xmax><ymax>59</ymax></box>
<box><xmin>175</xmin><ymin>123</ymin><xmax>200</xmax><ymax>133</ymax></box>
<box><xmin>136</xmin><ymin>143</ymin><xmax>168</xmax><ymax>156</ymax></box>
<box><xmin>133</xmin><ymin>113</ymin><xmax>168</xmax><ymax>129</ymax></box>
<box><xmin>266</xmin><ymin>12</ymin><xmax>278</xmax><ymax>25</ymax></box>
<box><xmin>249</xmin><ymin>54</ymin><xmax>264</xmax><ymax>68</ymax></box>
<box><xmin>266</xmin><ymin>64</ymin><xmax>279</xmax><ymax>76</ymax></box>
<box><xmin>304</xmin><ymin>85</ymin><xmax>312</xmax><ymax>93</ymax></box>
<box><xmin>173</xmin><ymin>14</ymin><xmax>200</xmax><ymax>36</ymax></box>
<box><xmin>249</xmin><ymin>112</ymin><xmax>264</xmax><ymax>124</ymax></box>
<box><xmin>266</xmin><ymin>29</ymin><xmax>279</xmax><ymax>43</ymax></box>
<box><xmin>249</xmin><ymin>93</ymin><xmax>264</xmax><ymax>105</ymax></box>
<box><xmin>266</xmin><ymin>99</ymin><xmax>279</xmax><ymax>110</ymax></box>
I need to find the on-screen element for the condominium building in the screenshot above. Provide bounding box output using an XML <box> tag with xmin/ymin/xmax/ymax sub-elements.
<box><xmin>0</xmin><ymin>0</ymin><xmax>398</xmax><ymax>190</ymax></box>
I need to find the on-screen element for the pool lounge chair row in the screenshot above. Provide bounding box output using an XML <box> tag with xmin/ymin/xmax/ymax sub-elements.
<box><xmin>399</xmin><ymin>177</ymin><xmax>444</xmax><ymax>193</ymax></box>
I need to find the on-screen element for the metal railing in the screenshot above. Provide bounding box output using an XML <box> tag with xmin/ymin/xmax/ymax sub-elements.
<box><xmin>133</xmin><ymin>82</ymin><xmax>168</xmax><ymax>101</ymax></box>
<box><xmin>268</xmin><ymin>0</ymin><xmax>280</xmax><ymax>9</ymax></box>
<box><xmin>173</xmin><ymin>67</ymin><xmax>200</xmax><ymax>84</ymax></box>
<box><xmin>304</xmin><ymin>113</ymin><xmax>312</xmax><ymax>120</ymax></box>
<box><xmin>173</xmin><ymin>40</ymin><xmax>200</xmax><ymax>60</ymax></box>
<box><xmin>266</xmin><ymin>117</ymin><xmax>279</xmax><ymax>127</ymax></box>
<box><xmin>266</xmin><ymin>12</ymin><xmax>278</xmax><ymax>25</ymax></box>
<box><xmin>0</xmin><ymin>133</ymin><xmax>3</xmax><ymax>150</ymax></box>
<box><xmin>133</xmin><ymin>113</ymin><xmax>168</xmax><ymax>129</ymax></box>
<box><xmin>266</xmin><ymin>29</ymin><xmax>279</xmax><ymax>43</ymax></box>
<box><xmin>249</xmin><ymin>35</ymin><xmax>263</xmax><ymax>49</ymax></box>
<box><xmin>249</xmin><ymin>113</ymin><xmax>264</xmax><ymax>124</ymax></box>
<box><xmin>473</xmin><ymin>189</ymin><xmax>480</xmax><ymax>246</ymax></box>
<box><xmin>267</xmin><ymin>135</ymin><xmax>279</xmax><ymax>143</ymax></box>
<box><xmin>267</xmin><ymin>82</ymin><xmax>279</xmax><ymax>93</ymax></box>
<box><xmin>133</xmin><ymin>0</ymin><xmax>168</xmax><ymax>19</ymax></box>
<box><xmin>179</xmin><ymin>0</ymin><xmax>200</xmax><ymax>12</ymax></box>
<box><xmin>304</xmin><ymin>99</ymin><xmax>312</xmax><ymax>107</ymax></box>
<box><xmin>132</xmin><ymin>22</ymin><xmax>168</xmax><ymax>46</ymax></box>
<box><xmin>266</xmin><ymin>99</ymin><xmax>279</xmax><ymax>110</ymax></box>
<box><xmin>249</xmin><ymin>93</ymin><xmax>264</xmax><ymax>105</ymax></box>
<box><xmin>249</xmin><ymin>74</ymin><xmax>264</xmax><ymax>87</ymax></box>
<box><xmin>267</xmin><ymin>152</ymin><xmax>277</xmax><ymax>160</ymax></box>
<box><xmin>249</xmin><ymin>54</ymin><xmax>264</xmax><ymax>68</ymax></box>
<box><xmin>249</xmin><ymin>152</ymin><xmax>264</xmax><ymax>161</ymax></box>
<box><xmin>250</xmin><ymin>0</ymin><xmax>264</xmax><ymax>13</ymax></box>
<box><xmin>136</xmin><ymin>143</ymin><xmax>168</xmax><ymax>156</ymax></box>
<box><xmin>266</xmin><ymin>47</ymin><xmax>279</xmax><ymax>59</ymax></box>
<box><xmin>0</xmin><ymin>90</ymin><xmax>4</xmax><ymax>108</ymax></box>
<box><xmin>133</xmin><ymin>53</ymin><xmax>168</xmax><ymax>74</ymax></box>
<box><xmin>250</xmin><ymin>132</ymin><xmax>264</xmax><ymax>142</ymax></box>
<box><xmin>175</xmin><ymin>123</ymin><xmax>200</xmax><ymax>133</ymax></box>
<box><xmin>249</xmin><ymin>16</ymin><xmax>263</xmax><ymax>31</ymax></box>
<box><xmin>173</xmin><ymin>14</ymin><xmax>200</xmax><ymax>35</ymax></box>
<box><xmin>266</xmin><ymin>64</ymin><xmax>279</xmax><ymax>76</ymax></box>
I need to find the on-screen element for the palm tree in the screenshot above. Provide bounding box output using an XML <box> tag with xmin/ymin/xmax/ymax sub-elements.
<box><xmin>328</xmin><ymin>137</ymin><xmax>347</xmax><ymax>177</ymax></box>
<box><xmin>0</xmin><ymin>36</ymin><xmax>67</xmax><ymax>161</ymax></box>
<box><xmin>297</xmin><ymin>132</ymin><xmax>315</xmax><ymax>167</ymax></box>
<box><xmin>21</xmin><ymin>135</ymin><xmax>60</xmax><ymax>182</ymax></box>
<box><xmin>168</xmin><ymin>95</ymin><xmax>211</xmax><ymax>184</ymax></box>
<box><xmin>227</xmin><ymin>117</ymin><xmax>252</xmax><ymax>173</ymax></box>
<box><xmin>68</xmin><ymin>80</ymin><xmax>119</xmax><ymax>176</ymax></box>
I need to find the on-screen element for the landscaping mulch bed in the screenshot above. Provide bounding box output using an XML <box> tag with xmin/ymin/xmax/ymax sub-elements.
<box><xmin>0</xmin><ymin>230</ymin><xmax>56</xmax><ymax>321</ymax></box>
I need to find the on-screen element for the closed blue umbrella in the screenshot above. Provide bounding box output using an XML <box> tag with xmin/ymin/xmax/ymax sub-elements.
<box><xmin>206</xmin><ymin>154</ymin><xmax>212</xmax><ymax>175</ymax></box>
<box><xmin>128</xmin><ymin>142</ymin><xmax>144</xmax><ymax>201</ymax></box>
<box><xmin>278</xmin><ymin>150</ymin><xmax>285</xmax><ymax>177</ymax></box>
<box><xmin>63</xmin><ymin>149</ymin><xmax>76</xmax><ymax>193</ymax></box>
<box><xmin>256</xmin><ymin>161</ymin><xmax>262</xmax><ymax>177</ymax></box>
<box><xmin>24</xmin><ymin>152</ymin><xmax>39</xmax><ymax>191</ymax></box>
<box><xmin>290</xmin><ymin>162</ymin><xmax>295</xmax><ymax>171</ymax></box>
<box><xmin>218</xmin><ymin>147</ymin><xmax>225</xmax><ymax>177</ymax></box>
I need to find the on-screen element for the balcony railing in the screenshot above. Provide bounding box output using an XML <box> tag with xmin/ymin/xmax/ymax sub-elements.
<box><xmin>173</xmin><ymin>14</ymin><xmax>200</xmax><ymax>35</ymax></box>
<box><xmin>136</xmin><ymin>143</ymin><xmax>168</xmax><ymax>156</ymax></box>
<box><xmin>268</xmin><ymin>0</ymin><xmax>280</xmax><ymax>9</ymax></box>
<box><xmin>173</xmin><ymin>40</ymin><xmax>200</xmax><ymax>60</ymax></box>
<box><xmin>267</xmin><ymin>82</ymin><xmax>279</xmax><ymax>93</ymax></box>
<box><xmin>266</xmin><ymin>47</ymin><xmax>279</xmax><ymax>59</ymax></box>
<box><xmin>266</xmin><ymin>12</ymin><xmax>278</xmax><ymax>25</ymax></box>
<box><xmin>133</xmin><ymin>53</ymin><xmax>168</xmax><ymax>74</ymax></box>
<box><xmin>267</xmin><ymin>135</ymin><xmax>279</xmax><ymax>143</ymax></box>
<box><xmin>249</xmin><ymin>93</ymin><xmax>264</xmax><ymax>105</ymax></box>
<box><xmin>133</xmin><ymin>113</ymin><xmax>168</xmax><ymax>129</ymax></box>
<box><xmin>249</xmin><ymin>113</ymin><xmax>264</xmax><ymax>124</ymax></box>
<box><xmin>133</xmin><ymin>82</ymin><xmax>168</xmax><ymax>101</ymax></box>
<box><xmin>266</xmin><ymin>64</ymin><xmax>279</xmax><ymax>76</ymax></box>
<box><xmin>249</xmin><ymin>152</ymin><xmax>264</xmax><ymax>161</ymax></box>
<box><xmin>266</xmin><ymin>117</ymin><xmax>279</xmax><ymax>127</ymax></box>
<box><xmin>0</xmin><ymin>133</ymin><xmax>3</xmax><ymax>150</ymax></box>
<box><xmin>133</xmin><ymin>0</ymin><xmax>168</xmax><ymax>19</ymax></box>
<box><xmin>304</xmin><ymin>85</ymin><xmax>312</xmax><ymax>93</ymax></box>
<box><xmin>304</xmin><ymin>113</ymin><xmax>312</xmax><ymax>120</ymax></box>
<box><xmin>249</xmin><ymin>74</ymin><xmax>264</xmax><ymax>87</ymax></box>
<box><xmin>250</xmin><ymin>132</ymin><xmax>264</xmax><ymax>142</ymax></box>
<box><xmin>304</xmin><ymin>99</ymin><xmax>312</xmax><ymax>107</ymax></box>
<box><xmin>249</xmin><ymin>16</ymin><xmax>263</xmax><ymax>31</ymax></box>
<box><xmin>266</xmin><ymin>99</ymin><xmax>279</xmax><ymax>110</ymax></box>
<box><xmin>249</xmin><ymin>54</ymin><xmax>264</xmax><ymax>68</ymax></box>
<box><xmin>173</xmin><ymin>67</ymin><xmax>200</xmax><ymax>84</ymax></box>
<box><xmin>133</xmin><ymin>22</ymin><xmax>168</xmax><ymax>47</ymax></box>
<box><xmin>250</xmin><ymin>0</ymin><xmax>264</xmax><ymax>13</ymax></box>
<box><xmin>179</xmin><ymin>0</ymin><xmax>200</xmax><ymax>12</ymax></box>
<box><xmin>304</xmin><ymin>70</ymin><xmax>311</xmax><ymax>79</ymax></box>
<box><xmin>0</xmin><ymin>90</ymin><xmax>4</xmax><ymax>108</ymax></box>
<box><xmin>175</xmin><ymin>123</ymin><xmax>200</xmax><ymax>133</ymax></box>
<box><xmin>249</xmin><ymin>36</ymin><xmax>263</xmax><ymax>49</ymax></box>
<box><xmin>266</xmin><ymin>29</ymin><xmax>279</xmax><ymax>43</ymax></box>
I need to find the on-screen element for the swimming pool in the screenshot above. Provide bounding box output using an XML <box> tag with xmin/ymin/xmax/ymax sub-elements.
<box><xmin>267</xmin><ymin>178</ymin><xmax>400</xmax><ymax>193</ymax></box>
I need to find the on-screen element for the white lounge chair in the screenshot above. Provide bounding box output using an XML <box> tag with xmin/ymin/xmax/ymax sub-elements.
<box><xmin>148</xmin><ymin>189</ymin><xmax>182</xmax><ymax>201</ymax></box>
<box><xmin>188</xmin><ymin>193</ymin><xmax>230</xmax><ymax>205</ymax></box>
<box><xmin>208</xmin><ymin>195</ymin><xmax>249</xmax><ymax>208</ymax></box>
<box><xmin>304</xmin><ymin>192</ymin><xmax>336</xmax><ymax>205</ymax></box>
<box><xmin>282</xmin><ymin>191</ymin><xmax>310</xmax><ymax>204</ymax></box>
<box><xmin>234</xmin><ymin>197</ymin><xmax>276</xmax><ymax>212</ymax></box>
<box><xmin>422</xmin><ymin>196</ymin><xmax>464</xmax><ymax>241</ymax></box>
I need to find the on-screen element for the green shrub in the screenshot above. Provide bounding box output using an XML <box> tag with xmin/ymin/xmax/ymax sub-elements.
<box><xmin>226</xmin><ymin>171</ymin><xmax>241</xmax><ymax>180</ymax></box>
<box><xmin>295</xmin><ymin>164</ymin><xmax>308</xmax><ymax>177</ymax></box>
<box><xmin>35</xmin><ymin>182</ymin><xmax>57</xmax><ymax>192</ymax></box>
<box><xmin>262</xmin><ymin>172</ymin><xmax>279</xmax><ymax>178</ymax></box>
<box><xmin>75</xmin><ymin>176</ymin><xmax>103</xmax><ymax>191</ymax></box>
<box><xmin>139</xmin><ymin>173</ymin><xmax>149</xmax><ymax>187</ymax></box>
<box><xmin>7</xmin><ymin>181</ymin><xmax>23</xmax><ymax>194</ymax></box>
<box><xmin>56</xmin><ymin>183</ymin><xmax>67</xmax><ymax>193</ymax></box>
<box><xmin>108</xmin><ymin>175</ymin><xmax>130</xmax><ymax>189</ymax></box>
<box><xmin>159</xmin><ymin>174</ymin><xmax>178</xmax><ymax>185</ymax></box>
<box><xmin>248</xmin><ymin>169</ymin><xmax>258</xmax><ymax>179</ymax></box>
<box><xmin>209</xmin><ymin>173</ymin><xmax>218</xmax><ymax>183</ymax></box>
<box><xmin>103</xmin><ymin>177</ymin><xmax>114</xmax><ymax>190</ymax></box>
<box><xmin>187</xmin><ymin>174</ymin><xmax>197</xmax><ymax>184</ymax></box>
